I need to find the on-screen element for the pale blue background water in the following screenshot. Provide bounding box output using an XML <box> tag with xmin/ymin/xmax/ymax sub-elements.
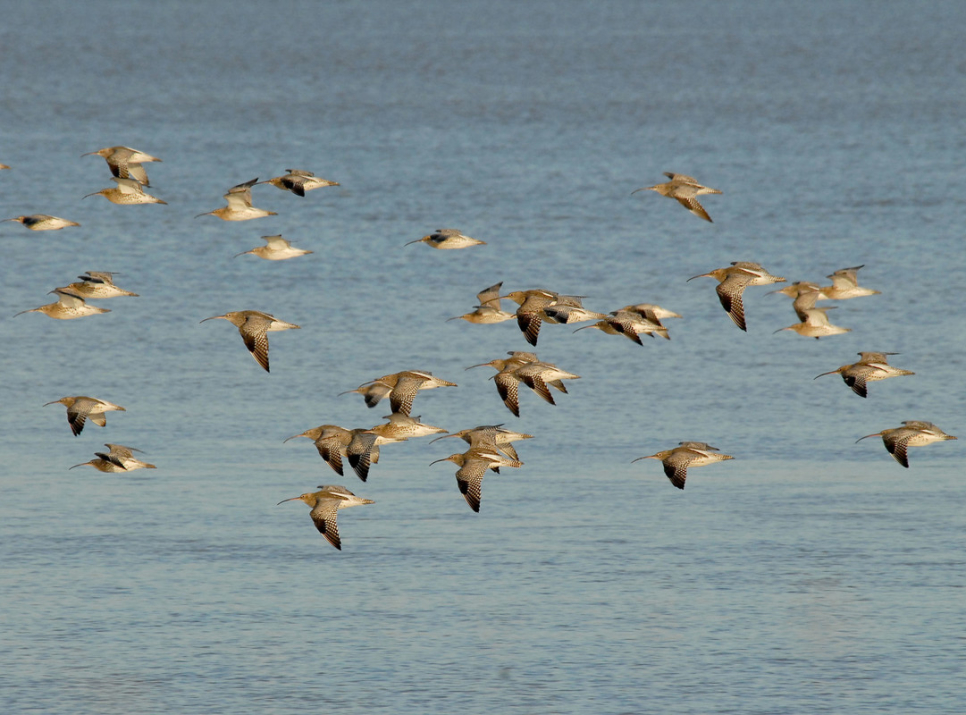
<box><xmin>1</xmin><ymin>1</ymin><xmax>964</xmax><ymax>713</ymax></box>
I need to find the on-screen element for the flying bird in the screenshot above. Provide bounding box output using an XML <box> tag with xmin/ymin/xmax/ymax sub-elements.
<box><xmin>277</xmin><ymin>485</ymin><xmax>374</xmax><ymax>550</ymax></box>
<box><xmin>688</xmin><ymin>262</ymin><xmax>785</xmax><ymax>331</ymax></box>
<box><xmin>855</xmin><ymin>421</ymin><xmax>956</xmax><ymax>468</ymax></box>
<box><xmin>632</xmin><ymin>172</ymin><xmax>722</xmax><ymax>222</ymax></box>
<box><xmin>633</xmin><ymin>443</ymin><xmax>734</xmax><ymax>489</ymax></box>
<box><xmin>200</xmin><ymin>310</ymin><xmax>300</xmax><ymax>372</ymax></box>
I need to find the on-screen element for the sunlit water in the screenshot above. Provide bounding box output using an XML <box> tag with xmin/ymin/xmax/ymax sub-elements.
<box><xmin>1</xmin><ymin>2</ymin><xmax>964</xmax><ymax>713</ymax></box>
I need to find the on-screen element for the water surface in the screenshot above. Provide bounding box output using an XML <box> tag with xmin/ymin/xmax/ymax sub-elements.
<box><xmin>1</xmin><ymin>2</ymin><xmax>964</xmax><ymax>713</ymax></box>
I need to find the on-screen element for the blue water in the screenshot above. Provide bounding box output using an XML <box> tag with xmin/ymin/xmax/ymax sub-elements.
<box><xmin>1</xmin><ymin>2</ymin><xmax>964</xmax><ymax>713</ymax></box>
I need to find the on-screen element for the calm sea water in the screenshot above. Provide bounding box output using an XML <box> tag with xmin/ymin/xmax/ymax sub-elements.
<box><xmin>1</xmin><ymin>2</ymin><xmax>964</xmax><ymax>713</ymax></box>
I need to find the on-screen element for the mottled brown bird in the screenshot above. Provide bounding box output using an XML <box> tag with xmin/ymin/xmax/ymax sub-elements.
<box><xmin>855</xmin><ymin>421</ymin><xmax>956</xmax><ymax>468</ymax></box>
<box><xmin>200</xmin><ymin>310</ymin><xmax>300</xmax><ymax>372</ymax></box>
<box><xmin>688</xmin><ymin>262</ymin><xmax>785</xmax><ymax>332</ymax></box>
<box><xmin>277</xmin><ymin>485</ymin><xmax>374</xmax><ymax>550</ymax></box>
<box><xmin>633</xmin><ymin>443</ymin><xmax>734</xmax><ymax>489</ymax></box>
<box><xmin>44</xmin><ymin>395</ymin><xmax>126</xmax><ymax>436</ymax></box>
<box><xmin>258</xmin><ymin>170</ymin><xmax>339</xmax><ymax>197</ymax></box>
<box><xmin>632</xmin><ymin>172</ymin><xmax>722</xmax><ymax>222</ymax></box>
<box><xmin>814</xmin><ymin>352</ymin><xmax>914</xmax><ymax>398</ymax></box>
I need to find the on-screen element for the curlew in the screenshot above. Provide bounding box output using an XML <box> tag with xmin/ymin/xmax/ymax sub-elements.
<box><xmin>67</xmin><ymin>271</ymin><xmax>138</xmax><ymax>299</ymax></box>
<box><xmin>4</xmin><ymin>214</ymin><xmax>80</xmax><ymax>231</ymax></box>
<box><xmin>856</xmin><ymin>421</ymin><xmax>956</xmax><ymax>468</ymax></box>
<box><xmin>689</xmin><ymin>261</ymin><xmax>785</xmax><ymax>332</ymax></box>
<box><xmin>277</xmin><ymin>485</ymin><xmax>374</xmax><ymax>550</ymax></box>
<box><xmin>574</xmin><ymin>302</ymin><xmax>680</xmax><ymax>342</ymax></box>
<box><xmin>821</xmin><ymin>265</ymin><xmax>880</xmax><ymax>300</ymax></box>
<box><xmin>618</xmin><ymin>303</ymin><xmax>679</xmax><ymax>339</ymax></box>
<box><xmin>621</xmin><ymin>303</ymin><xmax>682</xmax><ymax>321</ymax></box>
<box><xmin>285</xmin><ymin>425</ymin><xmax>378</xmax><ymax>480</ymax></box>
<box><xmin>341</xmin><ymin>430</ymin><xmax>393</xmax><ymax>482</ymax></box>
<box><xmin>406</xmin><ymin>228</ymin><xmax>486</xmax><ymax>250</ymax></box>
<box><xmin>768</xmin><ymin>281</ymin><xmax>829</xmax><ymax>301</ymax></box>
<box><xmin>494</xmin><ymin>360</ymin><xmax>579</xmax><ymax>417</ymax></box>
<box><xmin>15</xmin><ymin>287</ymin><xmax>110</xmax><ymax>320</ymax></box>
<box><xmin>575</xmin><ymin>309</ymin><xmax>668</xmax><ymax>344</ymax></box>
<box><xmin>632</xmin><ymin>172</ymin><xmax>722</xmax><ymax>222</ymax></box>
<box><xmin>541</xmin><ymin>304</ymin><xmax>607</xmax><ymax>326</ymax></box>
<box><xmin>44</xmin><ymin>395</ymin><xmax>126</xmax><ymax>436</ymax></box>
<box><xmin>633</xmin><ymin>443</ymin><xmax>734</xmax><ymax>489</ymax></box>
<box><xmin>84</xmin><ymin>177</ymin><xmax>166</xmax><ymax>205</ymax></box>
<box><xmin>447</xmin><ymin>281</ymin><xmax>516</xmax><ymax>324</ymax></box>
<box><xmin>235</xmin><ymin>234</ymin><xmax>313</xmax><ymax>261</ymax></box>
<box><xmin>431</xmin><ymin>424</ymin><xmax>533</xmax><ymax>462</ymax></box>
<box><xmin>257</xmin><ymin>170</ymin><xmax>339</xmax><ymax>197</ymax></box>
<box><xmin>501</xmin><ymin>289</ymin><xmax>586</xmax><ymax>346</ymax></box>
<box><xmin>196</xmin><ymin>178</ymin><xmax>276</xmax><ymax>221</ymax></box>
<box><xmin>430</xmin><ymin>448</ymin><xmax>523</xmax><ymax>512</ymax></box>
<box><xmin>774</xmin><ymin>307</ymin><xmax>851</xmax><ymax>339</ymax></box>
<box><xmin>82</xmin><ymin>146</ymin><xmax>161</xmax><ymax>186</ymax></box>
<box><xmin>501</xmin><ymin>289</ymin><xmax>559</xmax><ymax>345</ymax></box>
<box><xmin>367</xmin><ymin>412</ymin><xmax>448</xmax><ymax>442</ymax></box>
<box><xmin>466</xmin><ymin>352</ymin><xmax>539</xmax><ymax>375</ymax></box>
<box><xmin>788</xmin><ymin>288</ymin><xmax>825</xmax><ymax>322</ymax></box>
<box><xmin>362</xmin><ymin>370</ymin><xmax>458</xmax><ymax>416</ymax></box>
<box><xmin>814</xmin><ymin>352</ymin><xmax>914</xmax><ymax>397</ymax></box>
<box><xmin>200</xmin><ymin>310</ymin><xmax>300</xmax><ymax>372</ymax></box>
<box><xmin>467</xmin><ymin>352</ymin><xmax>571</xmax><ymax>417</ymax></box>
<box><xmin>339</xmin><ymin>381</ymin><xmax>393</xmax><ymax>409</ymax></box>
<box><xmin>70</xmin><ymin>443</ymin><xmax>156</xmax><ymax>473</ymax></box>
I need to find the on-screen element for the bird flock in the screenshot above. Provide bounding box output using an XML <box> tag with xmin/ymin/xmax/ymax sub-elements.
<box><xmin>5</xmin><ymin>154</ymin><xmax>957</xmax><ymax>550</ymax></box>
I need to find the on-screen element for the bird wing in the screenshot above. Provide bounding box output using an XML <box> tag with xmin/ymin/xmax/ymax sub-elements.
<box><xmin>715</xmin><ymin>278</ymin><xmax>748</xmax><ymax>331</ymax></box>
<box><xmin>55</xmin><ymin>289</ymin><xmax>88</xmax><ymax>310</ymax></box>
<box><xmin>516</xmin><ymin>310</ymin><xmax>543</xmax><ymax>346</ymax></box>
<box><xmin>389</xmin><ymin>376</ymin><xmax>423</xmax><ymax>416</ymax></box>
<box><xmin>792</xmin><ymin>290</ymin><xmax>820</xmax><ymax>320</ymax></box>
<box><xmin>315</xmin><ymin>436</ymin><xmax>346</xmax><ymax>476</ymax></box>
<box><xmin>281</xmin><ymin>175</ymin><xmax>308</xmax><ymax>197</ymax></box>
<box><xmin>883</xmin><ymin>432</ymin><xmax>912</xmax><ymax>468</ymax></box>
<box><xmin>494</xmin><ymin>371</ymin><xmax>521</xmax><ymax>417</ymax></box>
<box><xmin>476</xmin><ymin>282</ymin><xmax>504</xmax><ymax>309</ymax></box>
<box><xmin>309</xmin><ymin>499</ymin><xmax>343</xmax><ymax>549</ymax></box>
<box><xmin>829</xmin><ymin>266</ymin><xmax>863</xmax><ymax>288</ymax></box>
<box><xmin>79</xmin><ymin>271</ymin><xmax>116</xmax><ymax>285</ymax></box>
<box><xmin>662</xmin><ymin>451</ymin><xmax>694</xmax><ymax>489</ymax></box>
<box><xmin>111</xmin><ymin>177</ymin><xmax>145</xmax><ymax>195</ymax></box>
<box><xmin>263</xmin><ymin>234</ymin><xmax>291</xmax><ymax>249</ymax></box>
<box><xmin>516</xmin><ymin>369</ymin><xmax>556</xmax><ymax>405</ymax></box>
<box><xmin>104</xmin><ymin>443</ymin><xmax>139</xmax><ymax>461</ymax></box>
<box><xmin>455</xmin><ymin>459</ymin><xmax>489</xmax><ymax>512</ymax></box>
<box><xmin>496</xmin><ymin>442</ymin><xmax>520</xmax><ymax>462</ymax></box>
<box><xmin>842</xmin><ymin>369</ymin><xmax>870</xmax><ymax>398</ymax></box>
<box><xmin>606</xmin><ymin>313</ymin><xmax>646</xmax><ymax>345</ymax></box>
<box><xmin>802</xmin><ymin>308</ymin><xmax>833</xmax><ymax>327</ymax></box>
<box><xmin>224</xmin><ymin>191</ymin><xmax>253</xmax><ymax>210</ymax></box>
<box><xmin>65</xmin><ymin>400</ymin><xmax>94</xmax><ymax>435</ymax></box>
<box><xmin>346</xmin><ymin>432</ymin><xmax>379</xmax><ymax>482</ymax></box>
<box><xmin>124</xmin><ymin>162</ymin><xmax>151</xmax><ymax>185</ymax></box>
<box><xmin>104</xmin><ymin>155</ymin><xmax>127</xmax><ymax>179</ymax></box>
<box><xmin>857</xmin><ymin>351</ymin><xmax>895</xmax><ymax>364</ymax></box>
<box><xmin>224</xmin><ymin>178</ymin><xmax>257</xmax><ymax>206</ymax></box>
<box><xmin>95</xmin><ymin>451</ymin><xmax>128</xmax><ymax>469</ymax></box>
<box><xmin>363</xmin><ymin>383</ymin><xmax>391</xmax><ymax>408</ymax></box>
<box><xmin>239</xmin><ymin>318</ymin><xmax>271</xmax><ymax>372</ymax></box>
<box><xmin>674</xmin><ymin>194</ymin><xmax>713</xmax><ymax>223</ymax></box>
<box><xmin>664</xmin><ymin>172</ymin><xmax>700</xmax><ymax>184</ymax></box>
